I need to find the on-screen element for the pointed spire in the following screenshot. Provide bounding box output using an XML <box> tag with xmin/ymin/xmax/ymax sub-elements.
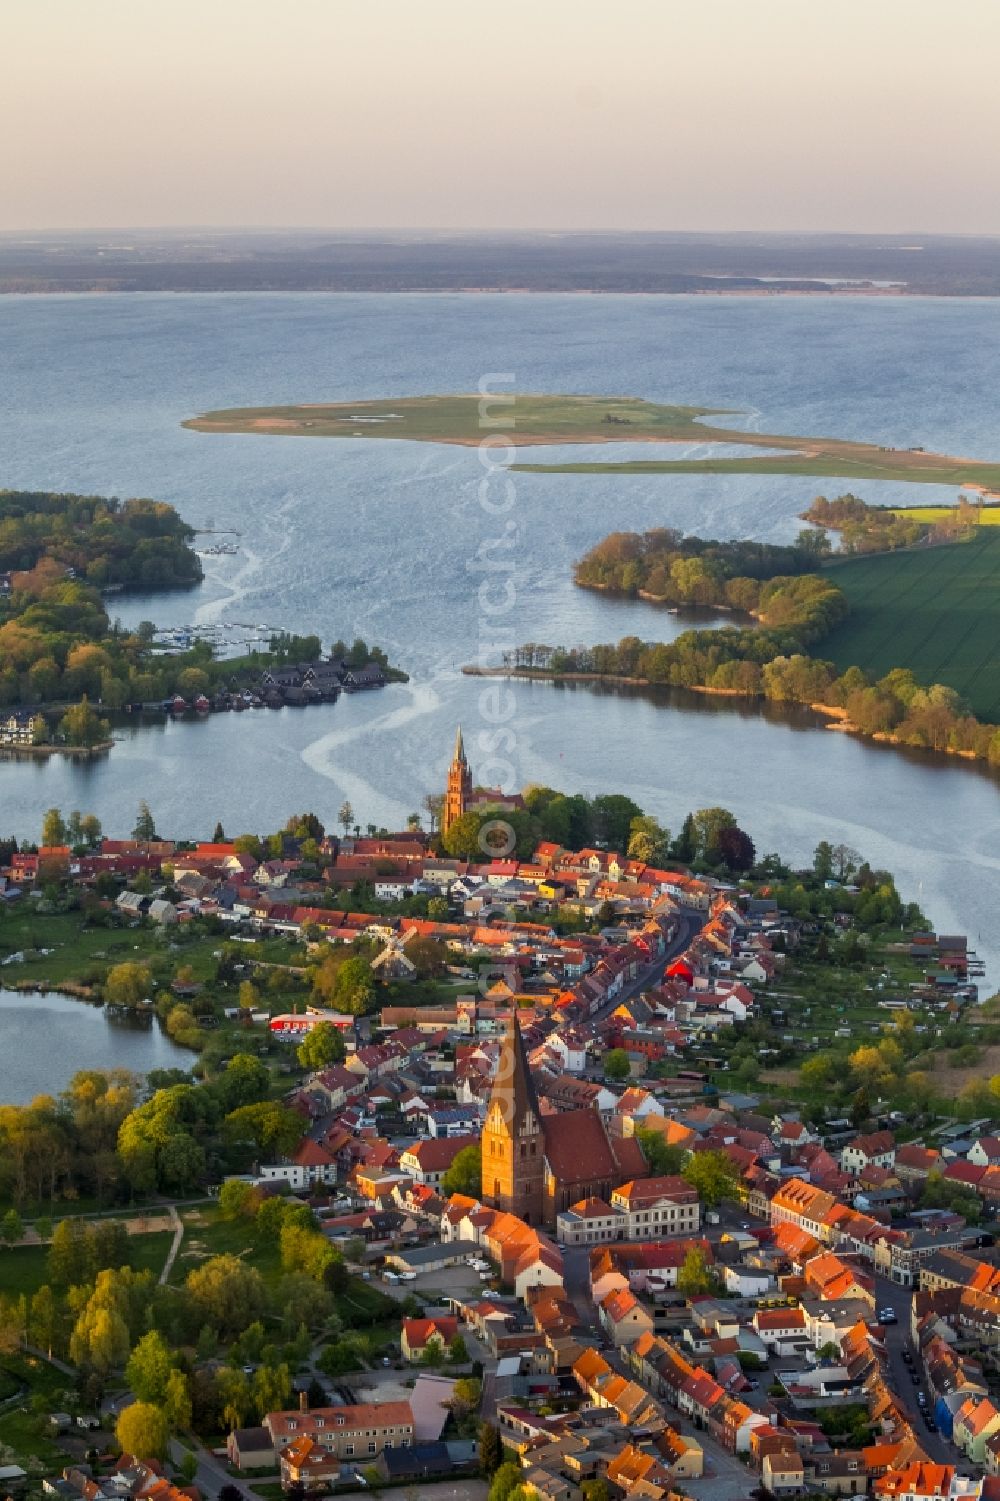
<box><xmin>454</xmin><ymin>724</ymin><xmax>466</xmax><ymax>764</ymax></box>
<box><xmin>490</xmin><ymin>1010</ymin><xmax>541</xmax><ymax>1133</ymax></box>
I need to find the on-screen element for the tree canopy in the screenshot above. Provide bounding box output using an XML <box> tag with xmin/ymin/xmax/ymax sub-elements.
<box><xmin>441</xmin><ymin>1145</ymin><xmax>482</xmax><ymax>1199</ymax></box>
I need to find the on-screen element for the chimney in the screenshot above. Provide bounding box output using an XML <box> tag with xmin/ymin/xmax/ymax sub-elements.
<box><xmin>299</xmin><ymin>1389</ymin><xmax>308</xmax><ymax>1413</ymax></box>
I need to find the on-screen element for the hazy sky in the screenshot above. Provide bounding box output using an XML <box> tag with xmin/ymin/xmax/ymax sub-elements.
<box><xmin>4</xmin><ymin>0</ymin><xmax>1000</xmax><ymax>233</ymax></box>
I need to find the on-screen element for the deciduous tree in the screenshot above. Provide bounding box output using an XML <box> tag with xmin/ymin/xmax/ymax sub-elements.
<box><xmin>116</xmin><ymin>1402</ymin><xmax>169</xmax><ymax>1461</ymax></box>
<box><xmin>296</xmin><ymin>1022</ymin><xmax>346</xmax><ymax>1070</ymax></box>
<box><xmin>603</xmin><ymin>1049</ymin><xmax>631</xmax><ymax>1081</ymax></box>
<box><xmin>441</xmin><ymin>1145</ymin><xmax>481</xmax><ymax>1199</ymax></box>
<box><xmin>682</xmin><ymin>1149</ymin><xmax>741</xmax><ymax>1208</ymax></box>
<box><xmin>125</xmin><ymin>1329</ymin><xmax>174</xmax><ymax>1404</ymax></box>
<box><xmin>676</xmin><ymin>1246</ymin><xmax>717</xmax><ymax>1297</ymax></box>
<box><xmin>104</xmin><ymin>962</ymin><xmax>153</xmax><ymax>1009</ymax></box>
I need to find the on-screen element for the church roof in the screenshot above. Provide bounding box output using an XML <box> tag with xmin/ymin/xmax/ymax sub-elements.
<box><xmin>453</xmin><ymin>724</ymin><xmax>466</xmax><ymax>763</ymax></box>
<box><xmin>542</xmin><ymin>1108</ymin><xmax>645</xmax><ymax>1186</ymax></box>
<box><xmin>489</xmin><ymin>1012</ymin><xmax>542</xmax><ymax>1132</ymax></box>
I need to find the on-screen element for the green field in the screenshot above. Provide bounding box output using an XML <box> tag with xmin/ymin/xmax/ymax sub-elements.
<box><xmin>891</xmin><ymin>505</ymin><xmax>1000</xmax><ymax>525</ymax></box>
<box><xmin>0</xmin><ymin>1230</ymin><xmax>174</xmax><ymax>1298</ymax></box>
<box><xmin>183</xmin><ymin>393</ymin><xmax>1000</xmax><ymax>491</ymax></box>
<box><xmin>822</xmin><ymin>531</ymin><xmax>1000</xmax><ymax>718</ymax></box>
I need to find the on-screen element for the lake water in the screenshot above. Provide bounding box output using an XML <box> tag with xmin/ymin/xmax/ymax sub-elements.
<box><xmin>0</xmin><ymin>293</ymin><xmax>997</xmax><ymax>978</ymax></box>
<box><xmin>0</xmin><ymin>988</ymin><xmax>193</xmax><ymax>1105</ymax></box>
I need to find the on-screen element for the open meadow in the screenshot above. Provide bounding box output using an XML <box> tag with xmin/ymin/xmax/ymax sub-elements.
<box><xmin>821</xmin><ymin>531</ymin><xmax>1000</xmax><ymax>719</ymax></box>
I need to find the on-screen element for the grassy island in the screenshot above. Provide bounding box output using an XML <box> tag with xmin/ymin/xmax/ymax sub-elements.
<box><xmin>184</xmin><ymin>393</ymin><xmax>1000</xmax><ymax>491</ymax></box>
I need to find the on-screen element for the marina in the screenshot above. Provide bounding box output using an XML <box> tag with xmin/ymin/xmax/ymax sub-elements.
<box><xmin>150</xmin><ymin>620</ymin><xmax>283</xmax><ymax>655</ymax></box>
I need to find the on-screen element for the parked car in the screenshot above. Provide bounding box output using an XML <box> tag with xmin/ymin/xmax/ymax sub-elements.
<box><xmin>879</xmin><ymin>1308</ymin><xmax>898</xmax><ymax>1324</ymax></box>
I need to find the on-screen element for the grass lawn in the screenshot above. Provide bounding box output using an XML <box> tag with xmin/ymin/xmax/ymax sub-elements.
<box><xmin>0</xmin><ymin>1354</ymin><xmax>77</xmax><ymax>1469</ymax></box>
<box><xmin>0</xmin><ymin>1229</ymin><xmax>175</xmax><ymax>1298</ymax></box>
<box><xmin>184</xmin><ymin>393</ymin><xmax>1000</xmax><ymax>492</ymax></box>
<box><xmin>185</xmin><ymin>394</ymin><xmax>726</xmax><ymax>446</ymax></box>
<box><xmin>172</xmin><ymin>1204</ymin><xmax>282</xmax><ymax>1285</ymax></box>
<box><xmin>0</xmin><ymin>1244</ymin><xmax>55</xmax><ymax>1297</ymax></box>
<box><xmin>0</xmin><ymin>908</ymin><xmax>310</xmax><ymax>993</ymax></box>
<box><xmin>821</xmin><ymin>531</ymin><xmax>1000</xmax><ymax>719</ymax></box>
<box><xmin>0</xmin><ymin>909</ymin><xmax>161</xmax><ymax>985</ymax></box>
<box><xmin>513</xmin><ymin>452</ymin><xmax>1000</xmax><ymax>486</ymax></box>
<box><xmin>0</xmin><ymin>1404</ymin><xmax>69</xmax><ymax>1467</ymax></box>
<box><xmin>127</xmin><ymin>1229</ymin><xmax>176</xmax><ymax>1279</ymax></box>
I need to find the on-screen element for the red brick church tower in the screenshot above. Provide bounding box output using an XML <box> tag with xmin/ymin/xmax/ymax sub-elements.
<box><xmin>481</xmin><ymin>1013</ymin><xmax>545</xmax><ymax>1225</ymax></box>
<box><xmin>442</xmin><ymin>724</ymin><xmax>472</xmax><ymax>837</ymax></box>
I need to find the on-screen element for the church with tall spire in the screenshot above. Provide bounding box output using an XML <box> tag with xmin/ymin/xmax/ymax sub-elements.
<box><xmin>440</xmin><ymin>726</ymin><xmax>526</xmax><ymax>840</ymax></box>
<box><xmin>442</xmin><ymin>725</ymin><xmax>472</xmax><ymax>837</ymax></box>
<box><xmin>480</xmin><ymin>1012</ymin><xmax>648</xmax><ymax>1229</ymax></box>
<box><xmin>481</xmin><ymin>1010</ymin><xmax>546</xmax><ymax>1224</ymax></box>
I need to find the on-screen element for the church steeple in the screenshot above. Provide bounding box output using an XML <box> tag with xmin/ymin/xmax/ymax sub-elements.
<box><xmin>481</xmin><ymin>1012</ymin><xmax>546</xmax><ymax>1225</ymax></box>
<box><xmin>442</xmin><ymin>724</ymin><xmax>472</xmax><ymax>837</ymax></box>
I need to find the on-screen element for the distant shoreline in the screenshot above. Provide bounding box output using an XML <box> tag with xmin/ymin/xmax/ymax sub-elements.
<box><xmin>0</xmin><ymin>285</ymin><xmax>949</xmax><ymax>299</ymax></box>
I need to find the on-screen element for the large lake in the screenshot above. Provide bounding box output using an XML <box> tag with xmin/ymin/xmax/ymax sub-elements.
<box><xmin>0</xmin><ymin>989</ymin><xmax>193</xmax><ymax>1105</ymax></box>
<box><xmin>0</xmin><ymin>293</ymin><xmax>997</xmax><ymax>977</ymax></box>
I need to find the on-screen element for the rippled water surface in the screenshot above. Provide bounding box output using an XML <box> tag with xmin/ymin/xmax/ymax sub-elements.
<box><xmin>0</xmin><ymin>293</ymin><xmax>997</xmax><ymax>975</ymax></box>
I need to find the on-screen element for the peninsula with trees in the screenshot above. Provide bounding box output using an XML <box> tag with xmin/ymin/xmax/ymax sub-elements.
<box><xmin>184</xmin><ymin>392</ymin><xmax>1000</xmax><ymax>490</ymax></box>
<box><xmin>0</xmin><ymin>489</ymin><xmax>405</xmax><ymax>755</ymax></box>
<box><xmin>469</xmin><ymin>500</ymin><xmax>1000</xmax><ymax>767</ymax></box>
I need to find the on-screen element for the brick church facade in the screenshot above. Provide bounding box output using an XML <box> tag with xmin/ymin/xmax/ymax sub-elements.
<box><xmin>481</xmin><ymin>1013</ymin><xmax>647</xmax><ymax>1230</ymax></box>
<box><xmin>440</xmin><ymin>726</ymin><xmax>527</xmax><ymax>842</ymax></box>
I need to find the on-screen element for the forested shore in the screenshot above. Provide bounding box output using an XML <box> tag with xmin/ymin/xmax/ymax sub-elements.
<box><xmin>0</xmin><ymin>490</ymin><xmax>404</xmax><ymax>747</ymax></box>
<box><xmin>495</xmin><ymin>517</ymin><xmax>1000</xmax><ymax>768</ymax></box>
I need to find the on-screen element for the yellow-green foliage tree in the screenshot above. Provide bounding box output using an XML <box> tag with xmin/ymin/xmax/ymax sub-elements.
<box><xmin>116</xmin><ymin>1401</ymin><xmax>169</xmax><ymax>1461</ymax></box>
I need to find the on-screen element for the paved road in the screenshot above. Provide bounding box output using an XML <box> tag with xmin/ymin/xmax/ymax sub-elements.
<box><xmin>876</xmin><ymin>1276</ymin><xmax>957</xmax><ymax>1465</ymax></box>
<box><xmin>588</xmin><ymin>908</ymin><xmax>704</xmax><ymax>1027</ymax></box>
<box><xmin>169</xmin><ymin>1436</ymin><xmax>259</xmax><ymax>1500</ymax></box>
<box><xmin>684</xmin><ymin>1446</ymin><xmax>758</xmax><ymax>1501</ymax></box>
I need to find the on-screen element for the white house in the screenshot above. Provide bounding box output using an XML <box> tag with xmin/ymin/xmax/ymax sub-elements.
<box><xmin>840</xmin><ymin>1131</ymin><xmax>896</xmax><ymax>1176</ymax></box>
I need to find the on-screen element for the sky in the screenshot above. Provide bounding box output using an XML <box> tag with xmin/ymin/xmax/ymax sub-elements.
<box><xmin>4</xmin><ymin>0</ymin><xmax>1000</xmax><ymax>233</ymax></box>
